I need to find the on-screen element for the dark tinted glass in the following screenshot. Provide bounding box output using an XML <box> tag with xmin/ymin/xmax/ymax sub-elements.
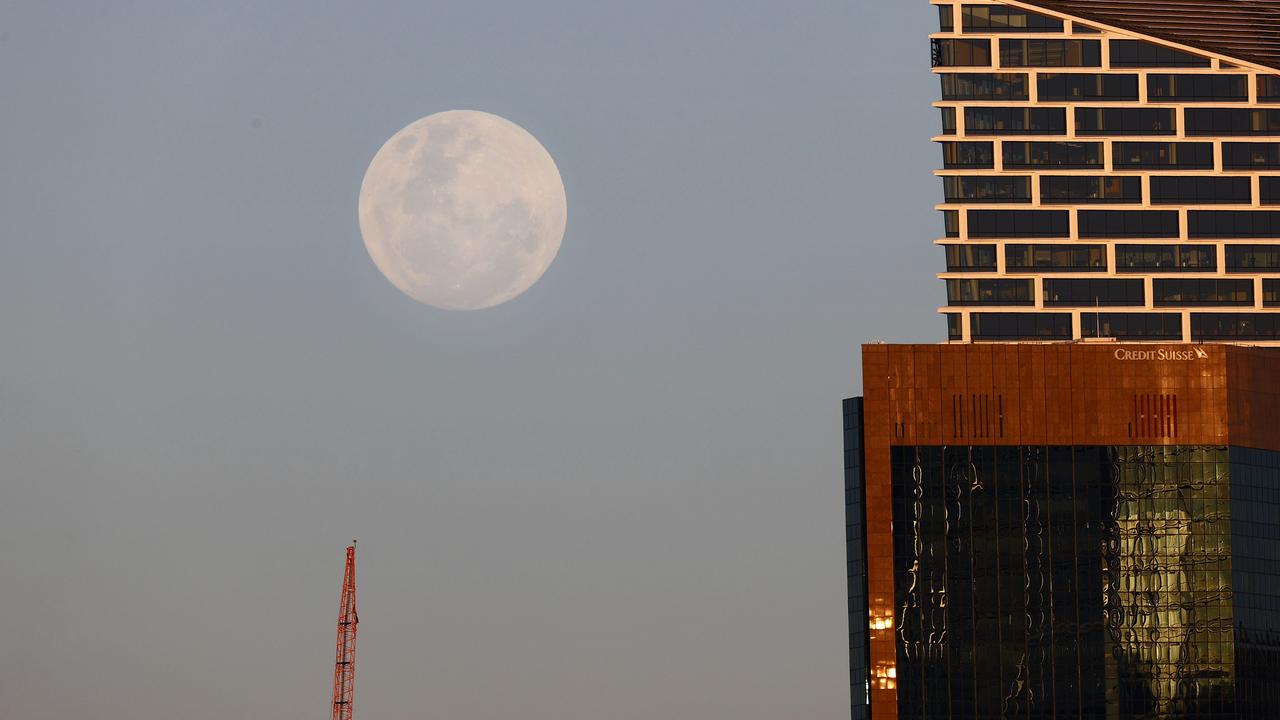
<box><xmin>1040</xmin><ymin>176</ymin><xmax>1141</xmax><ymax>204</ymax></box>
<box><xmin>1043</xmin><ymin>278</ymin><xmax>1144</xmax><ymax>307</ymax></box>
<box><xmin>1265</xmin><ymin>279</ymin><xmax>1280</xmax><ymax>307</ymax></box>
<box><xmin>945</xmin><ymin>244</ymin><xmax>997</xmax><ymax>271</ymax></box>
<box><xmin>941</xmin><ymin>141</ymin><xmax>994</xmax><ymax>168</ymax></box>
<box><xmin>970</xmin><ymin>312</ymin><xmax>1071</xmax><ymax>339</ymax></box>
<box><xmin>943</xmin><ymin>209</ymin><xmax>960</xmax><ymax>237</ymax></box>
<box><xmin>1186</xmin><ymin>109</ymin><xmax>1280</xmax><ymax>136</ymax></box>
<box><xmin>1075</xmin><ymin>108</ymin><xmax>1175</xmax><ymax>135</ymax></box>
<box><xmin>947</xmin><ymin>278</ymin><xmax>1034</xmax><ymax>306</ymax></box>
<box><xmin>940</xmin><ymin>73</ymin><xmax>1028</xmax><ymax>100</ymax></box>
<box><xmin>1259</xmin><ymin>76</ymin><xmax>1280</xmax><ymax>102</ymax></box>
<box><xmin>965</xmin><ymin>107</ymin><xmax>1066</xmax><ymax>135</ymax></box>
<box><xmin>968</xmin><ymin>210</ymin><xmax>1070</xmax><ymax>238</ymax></box>
<box><xmin>941</xmin><ymin>107</ymin><xmax>957</xmax><ymax>135</ymax></box>
<box><xmin>1147</xmin><ymin>74</ymin><xmax>1248</xmax><ymax>102</ymax></box>
<box><xmin>938</xmin><ymin>4</ymin><xmax>954</xmax><ymax>32</ymax></box>
<box><xmin>1113</xmin><ymin>142</ymin><xmax>1213</xmax><ymax>169</ymax></box>
<box><xmin>1193</xmin><ymin>313</ymin><xmax>1280</xmax><ymax>339</ymax></box>
<box><xmin>946</xmin><ymin>313</ymin><xmax>962</xmax><ymax>340</ymax></box>
<box><xmin>1150</xmin><ymin>176</ymin><xmax>1252</xmax><ymax>204</ymax></box>
<box><xmin>1116</xmin><ymin>244</ymin><xmax>1216</xmax><ymax>272</ymax></box>
<box><xmin>1006</xmin><ymin>244</ymin><xmax>1106</xmax><ymax>272</ymax></box>
<box><xmin>944</xmin><ymin>176</ymin><xmax>1030</xmax><ymax>203</ymax></box>
<box><xmin>1002</xmin><ymin>141</ymin><xmax>1102</xmax><ymax>169</ymax></box>
<box><xmin>1189</xmin><ymin>211</ymin><xmax>1280</xmax><ymax>238</ymax></box>
<box><xmin>1262</xmin><ymin>177</ymin><xmax>1280</xmax><ymax>205</ymax></box>
<box><xmin>1225</xmin><ymin>244</ymin><xmax>1280</xmax><ymax>271</ymax></box>
<box><xmin>932</xmin><ymin>38</ymin><xmax>991</xmax><ymax>67</ymax></box>
<box><xmin>1080</xmin><ymin>313</ymin><xmax>1183</xmax><ymax>339</ymax></box>
<box><xmin>1223</xmin><ymin>143</ymin><xmax>1280</xmax><ymax>169</ymax></box>
<box><xmin>1000</xmin><ymin>39</ymin><xmax>1099</xmax><ymax>67</ymax></box>
<box><xmin>1109</xmin><ymin>40</ymin><xmax>1210</xmax><ymax>67</ymax></box>
<box><xmin>1038</xmin><ymin>73</ymin><xmax>1137</xmax><ymax>101</ymax></box>
<box><xmin>961</xmin><ymin>4</ymin><xmax>1062</xmax><ymax>32</ymax></box>
<box><xmin>1154</xmin><ymin>278</ymin><xmax>1253</xmax><ymax>306</ymax></box>
<box><xmin>1079</xmin><ymin>210</ymin><xmax>1179</xmax><ymax>238</ymax></box>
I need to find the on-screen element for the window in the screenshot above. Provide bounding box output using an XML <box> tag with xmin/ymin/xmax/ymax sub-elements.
<box><xmin>1189</xmin><ymin>211</ymin><xmax>1280</xmax><ymax>238</ymax></box>
<box><xmin>944</xmin><ymin>244</ymin><xmax>997</xmax><ymax>271</ymax></box>
<box><xmin>1116</xmin><ymin>244</ymin><xmax>1216</xmax><ymax>272</ymax></box>
<box><xmin>999</xmin><ymin>39</ymin><xmax>1100</xmax><ymax>67</ymax></box>
<box><xmin>1150</xmin><ymin>176</ymin><xmax>1252</xmax><ymax>205</ymax></box>
<box><xmin>1109</xmin><ymin>40</ymin><xmax>1209</xmax><ymax>68</ymax></box>
<box><xmin>968</xmin><ymin>210</ymin><xmax>1069</xmax><ymax>238</ymax></box>
<box><xmin>941</xmin><ymin>141</ymin><xmax>994</xmax><ymax>168</ymax></box>
<box><xmin>1003</xmin><ymin>141</ymin><xmax>1102</xmax><ymax>169</ymax></box>
<box><xmin>1040</xmin><ymin>176</ymin><xmax>1141</xmax><ymax>204</ymax></box>
<box><xmin>1075</xmin><ymin>108</ymin><xmax>1175</xmax><ymax>135</ymax></box>
<box><xmin>1265</xmin><ymin>280</ymin><xmax>1280</xmax><ymax>307</ymax></box>
<box><xmin>933</xmin><ymin>38</ymin><xmax>990</xmax><ymax>67</ymax></box>
<box><xmin>947</xmin><ymin>278</ymin><xmax>1034</xmax><ymax>306</ymax></box>
<box><xmin>1038</xmin><ymin>73</ymin><xmax>1137</xmax><ymax>101</ymax></box>
<box><xmin>943</xmin><ymin>209</ymin><xmax>960</xmax><ymax>237</ymax></box>
<box><xmin>970</xmin><ymin>312</ymin><xmax>1072</xmax><ymax>340</ymax></box>
<box><xmin>940</xmin><ymin>73</ymin><xmax>1028</xmax><ymax>100</ymax></box>
<box><xmin>1225</xmin><ymin>245</ymin><xmax>1280</xmax><ymax>271</ymax></box>
<box><xmin>1223</xmin><ymin>143</ymin><xmax>1280</xmax><ymax>169</ymax></box>
<box><xmin>1005</xmin><ymin>244</ymin><xmax>1106</xmax><ymax>272</ymax></box>
<box><xmin>938</xmin><ymin>4</ymin><xmax>954</xmax><ymax>32</ymax></box>
<box><xmin>1079</xmin><ymin>210</ymin><xmax>1179</xmax><ymax>238</ymax></box>
<box><xmin>1262</xmin><ymin>177</ymin><xmax>1280</xmax><ymax>205</ymax></box>
<box><xmin>1259</xmin><ymin>76</ymin><xmax>1280</xmax><ymax>102</ymax></box>
<box><xmin>1113</xmin><ymin>142</ymin><xmax>1214</xmax><ymax>169</ymax></box>
<box><xmin>965</xmin><ymin>107</ymin><xmax>1066</xmax><ymax>135</ymax></box>
<box><xmin>1080</xmin><ymin>313</ymin><xmax>1182</xmax><ymax>340</ymax></box>
<box><xmin>1154</xmin><ymin>278</ymin><xmax>1253</xmax><ymax>306</ymax></box>
<box><xmin>1186</xmin><ymin>109</ymin><xmax>1280</xmax><ymax>136</ymax></box>
<box><xmin>1073</xmin><ymin>23</ymin><xmax>1100</xmax><ymax>34</ymax></box>
<box><xmin>1193</xmin><ymin>313</ymin><xmax>1280</xmax><ymax>340</ymax></box>
<box><xmin>1147</xmin><ymin>74</ymin><xmax>1248</xmax><ymax>102</ymax></box>
<box><xmin>946</xmin><ymin>312</ymin><xmax>962</xmax><ymax>341</ymax></box>
<box><xmin>962</xmin><ymin>5</ymin><xmax>1062</xmax><ymax>32</ymax></box>
<box><xmin>1043</xmin><ymin>278</ymin><xmax>1143</xmax><ymax>307</ymax></box>
<box><xmin>943</xmin><ymin>176</ymin><xmax>1031</xmax><ymax>203</ymax></box>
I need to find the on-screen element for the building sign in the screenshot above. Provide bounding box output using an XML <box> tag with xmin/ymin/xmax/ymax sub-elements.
<box><xmin>1114</xmin><ymin>347</ymin><xmax>1209</xmax><ymax>362</ymax></box>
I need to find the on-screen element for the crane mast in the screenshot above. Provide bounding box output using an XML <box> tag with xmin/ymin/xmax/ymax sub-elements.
<box><xmin>331</xmin><ymin>542</ymin><xmax>358</xmax><ymax>720</ymax></box>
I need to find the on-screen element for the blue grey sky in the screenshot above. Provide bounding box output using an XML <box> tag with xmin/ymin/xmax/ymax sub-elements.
<box><xmin>0</xmin><ymin>2</ymin><xmax>937</xmax><ymax>718</ymax></box>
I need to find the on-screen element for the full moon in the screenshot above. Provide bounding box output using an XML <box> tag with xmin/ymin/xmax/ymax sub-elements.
<box><xmin>358</xmin><ymin>110</ymin><xmax>567</xmax><ymax>310</ymax></box>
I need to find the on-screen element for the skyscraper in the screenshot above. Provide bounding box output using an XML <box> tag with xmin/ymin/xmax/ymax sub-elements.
<box><xmin>845</xmin><ymin>3</ymin><xmax>1280</xmax><ymax>718</ymax></box>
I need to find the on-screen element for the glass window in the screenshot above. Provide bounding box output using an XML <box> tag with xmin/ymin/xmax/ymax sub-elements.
<box><xmin>943</xmin><ymin>209</ymin><xmax>960</xmax><ymax>237</ymax></box>
<box><xmin>1079</xmin><ymin>210</ymin><xmax>1180</xmax><ymax>238</ymax></box>
<box><xmin>1043</xmin><ymin>278</ymin><xmax>1144</xmax><ymax>307</ymax></box>
<box><xmin>1150</xmin><ymin>176</ymin><xmax>1252</xmax><ymax>204</ymax></box>
<box><xmin>1000</xmin><ymin>39</ymin><xmax>1100</xmax><ymax>67</ymax></box>
<box><xmin>1040</xmin><ymin>176</ymin><xmax>1142</xmax><ymax>204</ymax></box>
<box><xmin>1223</xmin><ymin>143</ymin><xmax>1280</xmax><ymax>169</ymax></box>
<box><xmin>1109</xmin><ymin>40</ymin><xmax>1210</xmax><ymax>68</ymax></box>
<box><xmin>1074</xmin><ymin>23</ymin><xmax>1101</xmax><ymax>34</ymax></box>
<box><xmin>1193</xmin><ymin>313</ymin><xmax>1280</xmax><ymax>339</ymax></box>
<box><xmin>970</xmin><ymin>312</ymin><xmax>1072</xmax><ymax>340</ymax></box>
<box><xmin>1189</xmin><ymin>211</ymin><xmax>1280</xmax><ymax>238</ymax></box>
<box><xmin>1225</xmin><ymin>244</ymin><xmax>1280</xmax><ymax>271</ymax></box>
<box><xmin>946</xmin><ymin>312</ymin><xmax>962</xmax><ymax>340</ymax></box>
<box><xmin>1075</xmin><ymin>108</ymin><xmax>1175</xmax><ymax>135</ymax></box>
<box><xmin>941</xmin><ymin>107</ymin><xmax>957</xmax><ymax>135</ymax></box>
<box><xmin>1147</xmin><ymin>74</ymin><xmax>1248</xmax><ymax>102</ymax></box>
<box><xmin>1258</xmin><ymin>76</ymin><xmax>1280</xmax><ymax>102</ymax></box>
<box><xmin>1038</xmin><ymin>73</ymin><xmax>1137</xmax><ymax>101</ymax></box>
<box><xmin>968</xmin><ymin>210</ymin><xmax>1070</xmax><ymax>238</ymax></box>
<box><xmin>945</xmin><ymin>244</ymin><xmax>997</xmax><ymax>271</ymax></box>
<box><xmin>964</xmin><ymin>107</ymin><xmax>1066</xmax><ymax>135</ymax></box>
<box><xmin>940</xmin><ymin>73</ymin><xmax>1028</xmax><ymax>100</ymax></box>
<box><xmin>1262</xmin><ymin>177</ymin><xmax>1280</xmax><ymax>205</ymax></box>
<box><xmin>1186</xmin><ymin>109</ymin><xmax>1280</xmax><ymax>136</ymax></box>
<box><xmin>938</xmin><ymin>4</ymin><xmax>954</xmax><ymax>32</ymax></box>
<box><xmin>962</xmin><ymin>4</ymin><xmax>1062</xmax><ymax>32</ymax></box>
<box><xmin>1080</xmin><ymin>313</ymin><xmax>1182</xmax><ymax>340</ymax></box>
<box><xmin>943</xmin><ymin>176</ymin><xmax>1031</xmax><ymax>203</ymax></box>
<box><xmin>933</xmin><ymin>38</ymin><xmax>991</xmax><ymax>67</ymax></box>
<box><xmin>941</xmin><ymin>141</ymin><xmax>994</xmax><ymax>168</ymax></box>
<box><xmin>947</xmin><ymin>278</ymin><xmax>1034</xmax><ymax>306</ymax></box>
<box><xmin>1116</xmin><ymin>244</ymin><xmax>1216</xmax><ymax>272</ymax></box>
<box><xmin>1154</xmin><ymin>278</ymin><xmax>1254</xmax><ymax>306</ymax></box>
<box><xmin>1264</xmin><ymin>280</ymin><xmax>1280</xmax><ymax>307</ymax></box>
<box><xmin>1005</xmin><ymin>244</ymin><xmax>1106</xmax><ymax>272</ymax></box>
<box><xmin>1113</xmin><ymin>142</ymin><xmax>1214</xmax><ymax>169</ymax></box>
<box><xmin>1002</xmin><ymin>141</ymin><xmax>1102</xmax><ymax>169</ymax></box>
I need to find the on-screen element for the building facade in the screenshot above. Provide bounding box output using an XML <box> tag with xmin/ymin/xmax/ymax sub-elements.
<box><xmin>845</xmin><ymin>3</ymin><xmax>1280</xmax><ymax>719</ymax></box>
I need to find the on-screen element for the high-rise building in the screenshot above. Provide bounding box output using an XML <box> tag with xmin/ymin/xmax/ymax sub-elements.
<box><xmin>845</xmin><ymin>3</ymin><xmax>1280</xmax><ymax>719</ymax></box>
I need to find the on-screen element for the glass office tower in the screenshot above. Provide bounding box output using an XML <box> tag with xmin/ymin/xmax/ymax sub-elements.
<box><xmin>844</xmin><ymin>3</ymin><xmax>1280</xmax><ymax>719</ymax></box>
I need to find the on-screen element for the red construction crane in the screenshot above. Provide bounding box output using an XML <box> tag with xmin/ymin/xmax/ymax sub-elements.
<box><xmin>330</xmin><ymin>542</ymin><xmax>358</xmax><ymax>720</ymax></box>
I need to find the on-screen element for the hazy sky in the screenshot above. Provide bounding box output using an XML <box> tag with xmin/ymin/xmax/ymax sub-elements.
<box><xmin>0</xmin><ymin>3</ymin><xmax>938</xmax><ymax>718</ymax></box>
